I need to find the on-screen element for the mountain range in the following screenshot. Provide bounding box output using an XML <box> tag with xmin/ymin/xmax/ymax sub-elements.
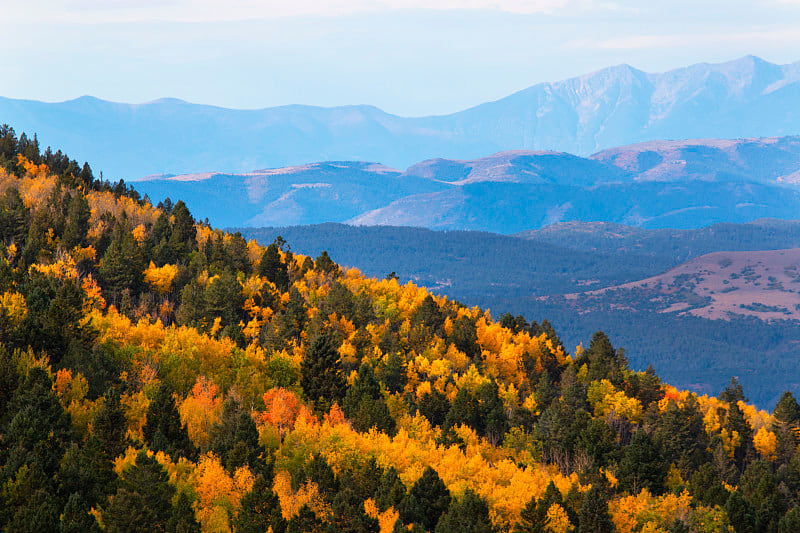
<box><xmin>1</xmin><ymin>55</ymin><xmax>798</xmax><ymax>180</ymax></box>
<box><xmin>135</xmin><ymin>135</ymin><xmax>800</xmax><ymax>232</ymax></box>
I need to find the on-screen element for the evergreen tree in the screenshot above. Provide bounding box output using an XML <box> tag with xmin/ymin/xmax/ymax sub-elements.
<box><xmin>259</xmin><ymin>242</ymin><xmax>289</xmax><ymax>290</ymax></box>
<box><xmin>99</xmin><ymin>224</ymin><xmax>145</xmax><ymax>303</ymax></box>
<box><xmin>280</xmin><ymin>287</ymin><xmax>308</xmax><ymax>343</ymax></box>
<box><xmin>102</xmin><ymin>451</ymin><xmax>176</xmax><ymax>533</ymax></box>
<box><xmin>329</xmin><ymin>487</ymin><xmax>380</xmax><ymax>533</ymax></box>
<box><xmin>142</xmin><ymin>383</ymin><xmax>197</xmax><ymax>461</ymax></box>
<box><xmin>287</xmin><ymin>504</ymin><xmax>325</xmax><ymax>533</ymax></box>
<box><xmin>57</xmin><ymin>438</ymin><xmax>117</xmax><ymax>508</ymax></box>
<box><xmin>208</xmin><ymin>395</ymin><xmax>262</xmax><ymax>471</ymax></box>
<box><xmin>3</xmin><ymin>367</ymin><xmax>75</xmax><ymax>479</ymax></box>
<box><xmin>477</xmin><ymin>380</ymin><xmax>508</xmax><ymax>445</ymax></box>
<box><xmin>533</xmin><ymin>370</ymin><xmax>557</xmax><ymax>412</ymax></box>
<box><xmin>168</xmin><ymin>492</ymin><xmax>201</xmax><ymax>533</ymax></box>
<box><xmin>0</xmin><ymin>345</ymin><xmax>19</xmax><ymax>423</ymax></box>
<box><xmin>779</xmin><ymin>508</ymin><xmax>800</xmax><ymax>533</ymax></box>
<box><xmin>417</xmin><ymin>387</ymin><xmax>450</xmax><ymax>428</ymax></box>
<box><xmin>401</xmin><ymin>466</ymin><xmax>451</xmax><ymax>531</ymax></box>
<box><xmin>380</xmin><ymin>352</ymin><xmax>407</xmax><ymax>395</ymax></box>
<box><xmin>234</xmin><ymin>474</ymin><xmax>287</xmax><ymax>533</ymax></box>
<box><xmin>93</xmin><ymin>388</ymin><xmax>128</xmax><ymax>459</ymax></box>
<box><xmin>772</xmin><ymin>392</ymin><xmax>800</xmax><ymax>433</ymax></box>
<box><xmin>577</xmin><ymin>487</ymin><xmax>614</xmax><ymax>533</ymax></box>
<box><xmin>652</xmin><ymin>396</ymin><xmax>709</xmax><ymax>478</ymax></box>
<box><xmin>444</xmin><ymin>386</ymin><xmax>480</xmax><ymax>433</ymax></box>
<box><xmin>61</xmin><ymin>191</ymin><xmax>90</xmax><ymax>250</ymax></box>
<box><xmin>343</xmin><ymin>363</ymin><xmax>396</xmax><ymax>435</ymax></box>
<box><xmin>168</xmin><ymin>200</ymin><xmax>196</xmax><ymax>258</ymax></box>
<box><xmin>315</xmin><ymin>250</ymin><xmax>340</xmax><ymax>276</ymax></box>
<box><xmin>583</xmin><ymin>331</ymin><xmax>627</xmax><ymax>386</ymax></box>
<box><xmin>719</xmin><ymin>377</ymin><xmax>748</xmax><ymax>404</ymax></box>
<box><xmin>376</xmin><ymin>466</ymin><xmax>407</xmax><ymax>513</ymax></box>
<box><xmin>724</xmin><ymin>490</ymin><xmax>756</xmax><ymax>533</ymax></box>
<box><xmin>688</xmin><ymin>463</ymin><xmax>728</xmax><ymax>508</ymax></box>
<box><xmin>60</xmin><ymin>492</ymin><xmax>101</xmax><ymax>533</ymax></box>
<box><xmin>435</xmin><ymin>488</ymin><xmax>495</xmax><ymax>533</ymax></box>
<box><xmin>618</xmin><ymin>430</ymin><xmax>667</xmax><ymax>495</ymax></box>
<box><xmin>301</xmin><ymin>333</ymin><xmax>346</xmax><ymax>412</ymax></box>
<box><xmin>513</xmin><ymin>494</ymin><xmax>548</xmax><ymax>533</ymax></box>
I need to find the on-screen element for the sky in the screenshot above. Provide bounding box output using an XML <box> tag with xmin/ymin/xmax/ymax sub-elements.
<box><xmin>2</xmin><ymin>0</ymin><xmax>800</xmax><ymax>116</ymax></box>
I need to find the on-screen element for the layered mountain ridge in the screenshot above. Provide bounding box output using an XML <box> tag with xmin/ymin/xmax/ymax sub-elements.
<box><xmin>135</xmin><ymin>135</ymin><xmax>800</xmax><ymax>232</ymax></box>
<box><xmin>1</xmin><ymin>55</ymin><xmax>799</xmax><ymax>179</ymax></box>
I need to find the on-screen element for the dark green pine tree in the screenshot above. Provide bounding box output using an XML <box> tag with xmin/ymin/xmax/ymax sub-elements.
<box><xmin>314</xmin><ymin>250</ymin><xmax>340</xmax><ymax>276</ymax></box>
<box><xmin>3</xmin><ymin>367</ymin><xmax>75</xmax><ymax>478</ymax></box>
<box><xmin>142</xmin><ymin>383</ymin><xmax>197</xmax><ymax>461</ymax></box>
<box><xmin>380</xmin><ymin>352</ymin><xmax>407</xmax><ymax>395</ymax></box>
<box><xmin>93</xmin><ymin>387</ymin><xmax>129</xmax><ymax>459</ymax></box>
<box><xmin>724</xmin><ymin>490</ymin><xmax>756</xmax><ymax>533</ymax></box>
<box><xmin>375</xmin><ymin>466</ymin><xmax>407</xmax><ymax>513</ymax></box>
<box><xmin>513</xmin><ymin>493</ymin><xmax>548</xmax><ymax>533</ymax></box>
<box><xmin>577</xmin><ymin>487</ymin><xmax>614</xmax><ymax>533</ymax></box>
<box><xmin>435</xmin><ymin>488</ymin><xmax>495</xmax><ymax>533</ymax></box>
<box><xmin>779</xmin><ymin>507</ymin><xmax>800</xmax><ymax>533</ymax></box>
<box><xmin>102</xmin><ymin>451</ymin><xmax>176</xmax><ymax>533</ymax></box>
<box><xmin>280</xmin><ymin>287</ymin><xmax>308</xmax><ymax>343</ymax></box>
<box><xmin>203</xmin><ymin>270</ymin><xmax>246</xmax><ymax>329</ymax></box>
<box><xmin>477</xmin><ymin>380</ymin><xmax>508</xmax><ymax>445</ymax></box>
<box><xmin>61</xmin><ymin>191</ymin><xmax>91</xmax><ymax>249</ymax></box>
<box><xmin>342</xmin><ymin>363</ymin><xmax>396</xmax><ymax>435</ymax></box>
<box><xmin>233</xmin><ymin>474</ymin><xmax>287</xmax><ymax>533</ymax></box>
<box><xmin>417</xmin><ymin>387</ymin><xmax>450</xmax><ymax>428</ymax></box>
<box><xmin>57</xmin><ymin>438</ymin><xmax>118</xmax><ymax>508</ymax></box>
<box><xmin>168</xmin><ymin>200</ymin><xmax>197</xmax><ymax>258</ymax></box>
<box><xmin>287</xmin><ymin>504</ymin><xmax>325</xmax><ymax>533</ymax></box>
<box><xmin>328</xmin><ymin>487</ymin><xmax>380</xmax><ymax>533</ymax></box>
<box><xmin>401</xmin><ymin>466</ymin><xmax>451</xmax><ymax>531</ymax></box>
<box><xmin>583</xmin><ymin>331</ymin><xmax>627</xmax><ymax>386</ymax></box>
<box><xmin>0</xmin><ymin>345</ymin><xmax>20</xmax><ymax>423</ymax></box>
<box><xmin>301</xmin><ymin>333</ymin><xmax>347</xmax><ymax>412</ymax></box>
<box><xmin>618</xmin><ymin>430</ymin><xmax>667</xmax><ymax>495</ymax></box>
<box><xmin>259</xmin><ymin>242</ymin><xmax>289</xmax><ymax>291</ymax></box>
<box><xmin>444</xmin><ymin>386</ymin><xmax>480</xmax><ymax>433</ymax></box>
<box><xmin>208</xmin><ymin>395</ymin><xmax>262</xmax><ymax>471</ymax></box>
<box><xmin>652</xmin><ymin>396</ymin><xmax>709</xmax><ymax>478</ymax></box>
<box><xmin>349</xmin><ymin>457</ymin><xmax>384</xmax><ymax>501</ymax></box>
<box><xmin>0</xmin><ymin>463</ymin><xmax>60</xmax><ymax>533</ymax></box>
<box><xmin>688</xmin><ymin>463</ymin><xmax>728</xmax><ymax>508</ymax></box>
<box><xmin>60</xmin><ymin>492</ymin><xmax>101</xmax><ymax>533</ymax></box>
<box><xmin>533</xmin><ymin>370</ymin><xmax>557</xmax><ymax>411</ymax></box>
<box><xmin>167</xmin><ymin>492</ymin><xmax>201</xmax><ymax>533</ymax></box>
<box><xmin>98</xmin><ymin>224</ymin><xmax>145</xmax><ymax>302</ymax></box>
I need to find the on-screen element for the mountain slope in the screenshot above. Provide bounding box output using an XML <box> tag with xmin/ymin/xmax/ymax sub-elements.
<box><xmin>136</xmin><ymin>136</ymin><xmax>800</xmax><ymax>232</ymax></box>
<box><xmin>2</xmin><ymin>55</ymin><xmax>799</xmax><ymax>179</ymax></box>
<box><xmin>554</xmin><ymin>248</ymin><xmax>800</xmax><ymax>321</ymax></box>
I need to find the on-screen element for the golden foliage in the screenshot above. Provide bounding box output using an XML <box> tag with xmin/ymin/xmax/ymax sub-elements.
<box><xmin>144</xmin><ymin>261</ymin><xmax>179</xmax><ymax>294</ymax></box>
<box><xmin>179</xmin><ymin>376</ymin><xmax>223</xmax><ymax>451</ymax></box>
<box><xmin>753</xmin><ymin>427</ymin><xmax>778</xmax><ymax>461</ymax></box>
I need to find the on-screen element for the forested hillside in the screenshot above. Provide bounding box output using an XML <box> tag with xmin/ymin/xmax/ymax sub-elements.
<box><xmin>3</xmin><ymin>125</ymin><xmax>800</xmax><ymax>531</ymax></box>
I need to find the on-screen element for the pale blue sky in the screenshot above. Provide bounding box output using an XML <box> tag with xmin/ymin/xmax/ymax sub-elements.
<box><xmin>2</xmin><ymin>0</ymin><xmax>800</xmax><ymax>116</ymax></box>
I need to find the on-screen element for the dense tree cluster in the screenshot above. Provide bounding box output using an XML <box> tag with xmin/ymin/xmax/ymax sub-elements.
<box><xmin>2</xmin><ymin>125</ymin><xmax>800</xmax><ymax>531</ymax></box>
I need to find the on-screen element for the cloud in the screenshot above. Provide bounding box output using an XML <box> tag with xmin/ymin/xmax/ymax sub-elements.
<box><xmin>567</xmin><ymin>28</ymin><xmax>800</xmax><ymax>50</ymax></box>
<box><xmin>5</xmin><ymin>0</ymin><xmax>612</xmax><ymax>24</ymax></box>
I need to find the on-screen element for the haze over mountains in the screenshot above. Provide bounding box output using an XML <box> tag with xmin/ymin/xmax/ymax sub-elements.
<box><xmin>1</xmin><ymin>55</ymin><xmax>799</xmax><ymax>180</ymax></box>
<box><xmin>136</xmin><ymin>135</ymin><xmax>800</xmax><ymax>232</ymax></box>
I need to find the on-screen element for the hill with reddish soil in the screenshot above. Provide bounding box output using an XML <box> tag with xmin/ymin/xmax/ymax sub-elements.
<box><xmin>557</xmin><ymin>248</ymin><xmax>800</xmax><ymax>321</ymax></box>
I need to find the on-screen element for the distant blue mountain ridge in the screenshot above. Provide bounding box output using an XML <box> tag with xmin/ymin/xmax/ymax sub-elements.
<box><xmin>133</xmin><ymin>136</ymin><xmax>800</xmax><ymax>233</ymax></box>
<box><xmin>1</xmin><ymin>55</ymin><xmax>798</xmax><ymax>181</ymax></box>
